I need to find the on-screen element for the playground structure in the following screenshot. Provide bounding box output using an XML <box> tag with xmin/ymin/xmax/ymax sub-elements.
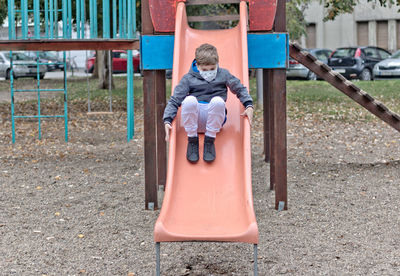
<box><xmin>2</xmin><ymin>0</ymin><xmax>400</xmax><ymax>274</ymax></box>
<box><xmin>154</xmin><ymin>0</ymin><xmax>259</xmax><ymax>273</ymax></box>
<box><xmin>140</xmin><ymin>0</ymin><xmax>288</xmax><ymax>274</ymax></box>
<box><xmin>1</xmin><ymin>0</ymin><xmax>290</xmax><ymax>213</ymax></box>
<box><xmin>4</xmin><ymin>0</ymin><xmax>138</xmax><ymax>142</ymax></box>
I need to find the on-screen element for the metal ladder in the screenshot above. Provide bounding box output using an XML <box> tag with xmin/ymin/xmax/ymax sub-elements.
<box><xmin>8</xmin><ymin>0</ymin><xmax>69</xmax><ymax>143</ymax></box>
<box><xmin>9</xmin><ymin>51</ymin><xmax>68</xmax><ymax>143</ymax></box>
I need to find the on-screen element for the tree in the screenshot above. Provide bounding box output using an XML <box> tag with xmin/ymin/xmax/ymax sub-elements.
<box><xmin>323</xmin><ymin>0</ymin><xmax>400</xmax><ymax>21</ymax></box>
<box><xmin>286</xmin><ymin>0</ymin><xmax>400</xmax><ymax>40</ymax></box>
<box><xmin>0</xmin><ymin>0</ymin><xmax>6</xmax><ymax>26</ymax></box>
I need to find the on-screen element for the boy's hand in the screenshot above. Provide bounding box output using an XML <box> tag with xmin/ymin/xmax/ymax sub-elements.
<box><xmin>164</xmin><ymin>123</ymin><xmax>172</xmax><ymax>142</ymax></box>
<box><xmin>241</xmin><ymin>106</ymin><xmax>254</xmax><ymax>126</ymax></box>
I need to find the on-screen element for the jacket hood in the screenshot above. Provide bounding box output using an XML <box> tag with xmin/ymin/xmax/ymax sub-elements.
<box><xmin>189</xmin><ymin>59</ymin><xmax>220</xmax><ymax>79</ymax></box>
<box><xmin>189</xmin><ymin>59</ymin><xmax>201</xmax><ymax>78</ymax></box>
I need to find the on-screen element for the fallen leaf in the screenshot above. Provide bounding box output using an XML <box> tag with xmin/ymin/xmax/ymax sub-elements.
<box><xmin>55</xmin><ymin>212</ymin><xmax>60</xmax><ymax>216</ymax></box>
<box><xmin>36</xmin><ymin>186</ymin><xmax>42</xmax><ymax>190</ymax></box>
<box><xmin>78</xmin><ymin>234</ymin><xmax>85</xmax><ymax>238</ymax></box>
<box><xmin>99</xmin><ymin>212</ymin><xmax>105</xmax><ymax>216</ymax></box>
<box><xmin>54</xmin><ymin>175</ymin><xmax>61</xmax><ymax>180</ymax></box>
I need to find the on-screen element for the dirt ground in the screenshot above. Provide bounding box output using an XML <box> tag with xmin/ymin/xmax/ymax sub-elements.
<box><xmin>0</xmin><ymin>95</ymin><xmax>400</xmax><ymax>275</ymax></box>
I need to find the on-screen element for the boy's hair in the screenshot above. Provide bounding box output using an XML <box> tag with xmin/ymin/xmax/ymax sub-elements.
<box><xmin>195</xmin><ymin>43</ymin><xmax>219</xmax><ymax>65</ymax></box>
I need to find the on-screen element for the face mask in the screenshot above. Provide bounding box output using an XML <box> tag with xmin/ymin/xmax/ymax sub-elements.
<box><xmin>199</xmin><ymin>68</ymin><xmax>218</xmax><ymax>82</ymax></box>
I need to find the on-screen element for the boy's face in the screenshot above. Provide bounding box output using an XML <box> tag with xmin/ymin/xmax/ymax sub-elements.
<box><xmin>197</xmin><ymin>64</ymin><xmax>217</xmax><ymax>71</ymax></box>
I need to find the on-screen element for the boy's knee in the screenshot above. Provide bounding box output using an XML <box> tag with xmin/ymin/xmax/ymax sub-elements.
<box><xmin>209</xmin><ymin>96</ymin><xmax>225</xmax><ymax>110</ymax></box>
<box><xmin>182</xmin><ymin>96</ymin><xmax>198</xmax><ymax>109</ymax></box>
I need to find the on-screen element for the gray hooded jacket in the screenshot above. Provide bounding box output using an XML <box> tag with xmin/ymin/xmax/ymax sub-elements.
<box><xmin>163</xmin><ymin>61</ymin><xmax>253</xmax><ymax>124</ymax></box>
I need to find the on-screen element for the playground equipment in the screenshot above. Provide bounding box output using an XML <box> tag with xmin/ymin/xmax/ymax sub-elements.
<box><xmin>140</xmin><ymin>0</ymin><xmax>288</xmax><ymax>274</ymax></box>
<box><xmin>5</xmin><ymin>0</ymin><xmax>137</xmax><ymax>142</ymax></box>
<box><xmin>154</xmin><ymin>2</ymin><xmax>259</xmax><ymax>273</ymax></box>
<box><xmin>7</xmin><ymin>0</ymin><xmax>69</xmax><ymax>143</ymax></box>
<box><xmin>141</xmin><ymin>0</ymin><xmax>288</xmax><ymax>214</ymax></box>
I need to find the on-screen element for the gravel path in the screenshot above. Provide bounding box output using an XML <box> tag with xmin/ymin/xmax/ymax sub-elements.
<box><xmin>0</xmin><ymin>103</ymin><xmax>399</xmax><ymax>275</ymax></box>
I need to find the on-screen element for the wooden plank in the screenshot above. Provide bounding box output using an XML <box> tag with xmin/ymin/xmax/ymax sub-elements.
<box><xmin>143</xmin><ymin>71</ymin><xmax>158</xmax><ymax>210</ymax></box>
<box><xmin>0</xmin><ymin>39</ymin><xmax>139</xmax><ymax>51</ymax></box>
<box><xmin>141</xmin><ymin>35</ymin><xmax>175</xmax><ymax>69</ymax></box>
<box><xmin>247</xmin><ymin>33</ymin><xmax>287</xmax><ymax>69</ymax></box>
<box><xmin>274</xmin><ymin>0</ymin><xmax>286</xmax><ymax>32</ymax></box>
<box><xmin>142</xmin><ymin>0</ymin><xmax>154</xmax><ymax>35</ymax></box>
<box><xmin>271</xmin><ymin>69</ymin><xmax>287</xmax><ymax>210</ymax></box>
<box><xmin>142</xmin><ymin>0</ymin><xmax>158</xmax><ymax>210</ymax></box>
<box><xmin>186</xmin><ymin>0</ymin><xmax>240</xmax><ymax>5</ymax></box>
<box><xmin>148</xmin><ymin>0</ymin><xmax>175</xmax><ymax>32</ymax></box>
<box><xmin>263</xmin><ymin>69</ymin><xmax>271</xmax><ymax>164</ymax></box>
<box><xmin>249</xmin><ymin>0</ymin><xmax>277</xmax><ymax>31</ymax></box>
<box><xmin>155</xmin><ymin>70</ymin><xmax>167</xmax><ymax>189</ymax></box>
<box><xmin>86</xmin><ymin>112</ymin><xmax>114</xmax><ymax>115</ymax></box>
<box><xmin>271</xmin><ymin>0</ymin><xmax>287</xmax><ymax>210</ymax></box>
<box><xmin>141</xmin><ymin>33</ymin><xmax>288</xmax><ymax>70</ymax></box>
<box><xmin>187</xmin><ymin>15</ymin><xmax>240</xmax><ymax>22</ymax></box>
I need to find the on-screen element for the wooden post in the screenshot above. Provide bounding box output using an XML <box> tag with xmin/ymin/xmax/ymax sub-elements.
<box><xmin>156</xmin><ymin>71</ymin><xmax>167</xmax><ymax>189</ymax></box>
<box><xmin>143</xmin><ymin>71</ymin><xmax>158</xmax><ymax>210</ymax></box>
<box><xmin>263</xmin><ymin>69</ymin><xmax>271</xmax><ymax>164</ymax></box>
<box><xmin>263</xmin><ymin>69</ymin><xmax>274</xmax><ymax>192</ymax></box>
<box><xmin>270</xmin><ymin>0</ymin><xmax>287</xmax><ymax>210</ymax></box>
<box><xmin>142</xmin><ymin>0</ymin><xmax>156</xmax><ymax>210</ymax></box>
<box><xmin>142</xmin><ymin>0</ymin><xmax>167</xmax><ymax>209</ymax></box>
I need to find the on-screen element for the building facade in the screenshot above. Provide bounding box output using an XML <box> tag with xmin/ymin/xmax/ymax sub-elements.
<box><xmin>302</xmin><ymin>0</ymin><xmax>400</xmax><ymax>53</ymax></box>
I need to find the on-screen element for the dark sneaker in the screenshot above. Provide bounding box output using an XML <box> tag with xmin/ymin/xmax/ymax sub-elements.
<box><xmin>203</xmin><ymin>136</ymin><xmax>216</xmax><ymax>162</ymax></box>
<box><xmin>186</xmin><ymin>136</ymin><xmax>199</xmax><ymax>163</ymax></box>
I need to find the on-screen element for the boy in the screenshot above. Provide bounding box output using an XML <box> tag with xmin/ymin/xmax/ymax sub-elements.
<box><xmin>163</xmin><ymin>43</ymin><xmax>253</xmax><ymax>163</ymax></box>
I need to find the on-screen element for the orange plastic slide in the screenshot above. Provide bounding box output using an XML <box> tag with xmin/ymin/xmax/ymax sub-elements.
<box><xmin>154</xmin><ymin>1</ymin><xmax>258</xmax><ymax>244</ymax></box>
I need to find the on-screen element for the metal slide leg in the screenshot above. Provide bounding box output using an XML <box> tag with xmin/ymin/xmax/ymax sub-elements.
<box><xmin>156</xmin><ymin>242</ymin><xmax>160</xmax><ymax>276</ymax></box>
<box><xmin>254</xmin><ymin>244</ymin><xmax>258</xmax><ymax>276</ymax></box>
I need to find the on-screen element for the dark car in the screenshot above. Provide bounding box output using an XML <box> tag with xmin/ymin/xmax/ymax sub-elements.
<box><xmin>287</xmin><ymin>48</ymin><xmax>332</xmax><ymax>80</ymax></box>
<box><xmin>328</xmin><ymin>46</ymin><xmax>391</xmax><ymax>81</ymax></box>
<box><xmin>25</xmin><ymin>51</ymin><xmax>64</xmax><ymax>71</ymax></box>
<box><xmin>86</xmin><ymin>50</ymin><xmax>140</xmax><ymax>74</ymax></box>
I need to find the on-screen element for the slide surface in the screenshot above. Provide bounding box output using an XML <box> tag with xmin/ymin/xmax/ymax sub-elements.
<box><xmin>154</xmin><ymin>1</ymin><xmax>258</xmax><ymax>244</ymax></box>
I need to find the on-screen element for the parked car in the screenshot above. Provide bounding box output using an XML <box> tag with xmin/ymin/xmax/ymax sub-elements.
<box><xmin>328</xmin><ymin>46</ymin><xmax>391</xmax><ymax>81</ymax></box>
<box><xmin>373</xmin><ymin>50</ymin><xmax>400</xmax><ymax>79</ymax></box>
<box><xmin>25</xmin><ymin>51</ymin><xmax>64</xmax><ymax>71</ymax></box>
<box><xmin>0</xmin><ymin>51</ymin><xmax>47</xmax><ymax>80</ymax></box>
<box><xmin>85</xmin><ymin>50</ymin><xmax>140</xmax><ymax>74</ymax></box>
<box><xmin>287</xmin><ymin>48</ymin><xmax>332</xmax><ymax>80</ymax></box>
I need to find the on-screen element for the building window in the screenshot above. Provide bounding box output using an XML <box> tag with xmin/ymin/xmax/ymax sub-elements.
<box><xmin>377</xmin><ymin>21</ymin><xmax>388</xmax><ymax>50</ymax></box>
<box><xmin>357</xmin><ymin>21</ymin><xmax>369</xmax><ymax>46</ymax></box>
<box><xmin>306</xmin><ymin>23</ymin><xmax>316</xmax><ymax>49</ymax></box>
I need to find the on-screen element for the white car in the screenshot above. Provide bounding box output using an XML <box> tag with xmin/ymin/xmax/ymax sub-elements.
<box><xmin>0</xmin><ymin>51</ymin><xmax>47</xmax><ymax>80</ymax></box>
<box><xmin>373</xmin><ymin>50</ymin><xmax>400</xmax><ymax>79</ymax></box>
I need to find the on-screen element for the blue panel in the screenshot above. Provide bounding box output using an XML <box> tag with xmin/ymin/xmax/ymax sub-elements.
<box><xmin>247</xmin><ymin>33</ymin><xmax>288</xmax><ymax>68</ymax></box>
<box><xmin>141</xmin><ymin>35</ymin><xmax>175</xmax><ymax>70</ymax></box>
<box><xmin>141</xmin><ymin>33</ymin><xmax>288</xmax><ymax>70</ymax></box>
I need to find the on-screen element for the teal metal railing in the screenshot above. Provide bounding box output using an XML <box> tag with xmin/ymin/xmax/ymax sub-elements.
<box><xmin>7</xmin><ymin>0</ymin><xmax>137</xmax><ymax>142</ymax></box>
